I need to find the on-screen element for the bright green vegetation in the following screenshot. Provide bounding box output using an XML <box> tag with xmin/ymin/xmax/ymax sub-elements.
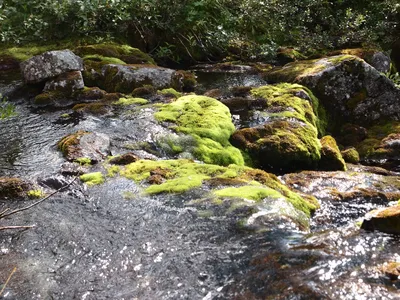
<box><xmin>0</xmin><ymin>94</ymin><xmax>17</xmax><ymax>119</ymax></box>
<box><xmin>251</xmin><ymin>83</ymin><xmax>326</xmax><ymax>136</ymax></box>
<box><xmin>155</xmin><ymin>95</ymin><xmax>244</xmax><ymax>166</ymax></box>
<box><xmin>80</xmin><ymin>172</ymin><xmax>105</xmax><ymax>186</ymax></box>
<box><xmin>74</xmin><ymin>157</ymin><xmax>92</xmax><ymax>165</ymax></box>
<box><xmin>83</xmin><ymin>54</ymin><xmax>126</xmax><ymax>66</ymax></box>
<box><xmin>27</xmin><ymin>189</ymin><xmax>44</xmax><ymax>198</ymax></box>
<box><xmin>215</xmin><ymin>186</ymin><xmax>283</xmax><ymax>201</ymax></box>
<box><xmin>113</xmin><ymin>97</ymin><xmax>148</xmax><ymax>106</ymax></box>
<box><xmin>107</xmin><ymin>165</ymin><xmax>121</xmax><ymax>178</ymax></box>
<box><xmin>118</xmin><ymin>159</ymin><xmax>318</xmax><ymax>216</ymax></box>
<box><xmin>158</xmin><ymin>88</ymin><xmax>182</xmax><ymax>99</ymax></box>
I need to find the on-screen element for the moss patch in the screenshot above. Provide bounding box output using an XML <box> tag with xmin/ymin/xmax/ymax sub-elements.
<box><xmin>27</xmin><ymin>189</ymin><xmax>44</xmax><ymax>198</ymax></box>
<box><xmin>80</xmin><ymin>172</ymin><xmax>105</xmax><ymax>186</ymax></box>
<box><xmin>113</xmin><ymin>97</ymin><xmax>148</xmax><ymax>106</ymax></box>
<box><xmin>341</xmin><ymin>147</ymin><xmax>360</xmax><ymax>163</ymax></box>
<box><xmin>74</xmin><ymin>157</ymin><xmax>92</xmax><ymax>165</ymax></box>
<box><xmin>215</xmin><ymin>186</ymin><xmax>283</xmax><ymax>201</ymax></box>
<box><xmin>155</xmin><ymin>95</ymin><xmax>244</xmax><ymax>166</ymax></box>
<box><xmin>319</xmin><ymin>135</ymin><xmax>347</xmax><ymax>171</ymax></box>
<box><xmin>58</xmin><ymin>130</ymin><xmax>89</xmax><ymax>158</ymax></box>
<box><xmin>158</xmin><ymin>88</ymin><xmax>182</xmax><ymax>99</ymax></box>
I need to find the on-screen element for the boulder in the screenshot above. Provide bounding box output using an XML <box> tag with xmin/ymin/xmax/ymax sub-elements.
<box><xmin>341</xmin><ymin>147</ymin><xmax>360</xmax><ymax>164</ymax></box>
<box><xmin>20</xmin><ymin>50</ymin><xmax>83</xmax><ymax>84</ymax></box>
<box><xmin>266</xmin><ymin>55</ymin><xmax>400</xmax><ymax>126</ymax></box>
<box><xmin>230</xmin><ymin>83</ymin><xmax>322</xmax><ymax>172</ymax></box>
<box><xmin>101</xmin><ymin>64</ymin><xmax>196</xmax><ymax>93</ymax></box>
<box><xmin>58</xmin><ymin>130</ymin><xmax>110</xmax><ymax>163</ymax></box>
<box><xmin>362</xmin><ymin>205</ymin><xmax>400</xmax><ymax>234</ymax></box>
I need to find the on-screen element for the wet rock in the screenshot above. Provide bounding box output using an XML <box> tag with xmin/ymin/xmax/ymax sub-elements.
<box><xmin>362</xmin><ymin>205</ymin><xmax>400</xmax><ymax>234</ymax></box>
<box><xmin>283</xmin><ymin>170</ymin><xmax>400</xmax><ymax>203</ymax></box>
<box><xmin>338</xmin><ymin>123</ymin><xmax>367</xmax><ymax>146</ymax></box>
<box><xmin>266</xmin><ymin>55</ymin><xmax>400</xmax><ymax>126</ymax></box>
<box><xmin>20</xmin><ymin>50</ymin><xmax>83</xmax><ymax>84</ymax></box>
<box><xmin>379</xmin><ymin>262</ymin><xmax>400</xmax><ymax>280</ymax></box>
<box><xmin>119</xmin><ymin>159</ymin><xmax>318</xmax><ymax>230</ymax></box>
<box><xmin>0</xmin><ymin>177</ymin><xmax>32</xmax><ymax>200</ymax></box>
<box><xmin>72</xmin><ymin>102</ymin><xmax>113</xmax><ymax>116</ymax></box>
<box><xmin>38</xmin><ymin>175</ymin><xmax>71</xmax><ymax>190</ymax></box>
<box><xmin>60</xmin><ymin>162</ymin><xmax>90</xmax><ymax>176</ymax></box>
<box><xmin>109</xmin><ymin>153</ymin><xmax>139</xmax><ymax>165</ymax></box>
<box><xmin>319</xmin><ymin>135</ymin><xmax>346</xmax><ymax>171</ymax></box>
<box><xmin>58</xmin><ymin>130</ymin><xmax>110</xmax><ymax>163</ymax></box>
<box><xmin>230</xmin><ymin>83</ymin><xmax>322</xmax><ymax>172</ymax></box>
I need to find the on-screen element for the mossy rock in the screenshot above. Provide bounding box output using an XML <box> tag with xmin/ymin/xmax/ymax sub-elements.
<box><xmin>72</xmin><ymin>102</ymin><xmax>112</xmax><ymax>115</ymax></box>
<box><xmin>80</xmin><ymin>172</ymin><xmax>105</xmax><ymax>186</ymax></box>
<box><xmin>318</xmin><ymin>135</ymin><xmax>347</xmax><ymax>171</ymax></box>
<box><xmin>341</xmin><ymin>147</ymin><xmax>360</xmax><ymax>164</ymax></box>
<box><xmin>74</xmin><ymin>43</ymin><xmax>155</xmax><ymax>65</ymax></box>
<box><xmin>155</xmin><ymin>95</ymin><xmax>244</xmax><ymax>166</ymax></box>
<box><xmin>362</xmin><ymin>205</ymin><xmax>400</xmax><ymax>234</ymax></box>
<box><xmin>0</xmin><ymin>177</ymin><xmax>32</xmax><ymax>199</ymax></box>
<box><xmin>276</xmin><ymin>47</ymin><xmax>306</xmax><ymax>65</ymax></box>
<box><xmin>118</xmin><ymin>159</ymin><xmax>318</xmax><ymax>224</ymax></box>
<box><xmin>113</xmin><ymin>97</ymin><xmax>148</xmax><ymax>106</ymax></box>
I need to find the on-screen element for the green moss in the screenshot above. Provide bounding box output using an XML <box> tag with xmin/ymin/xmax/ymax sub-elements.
<box><xmin>155</xmin><ymin>95</ymin><xmax>244</xmax><ymax>166</ymax></box>
<box><xmin>80</xmin><ymin>172</ymin><xmax>105</xmax><ymax>186</ymax></box>
<box><xmin>74</xmin><ymin>157</ymin><xmax>92</xmax><ymax>165</ymax></box>
<box><xmin>319</xmin><ymin>135</ymin><xmax>347</xmax><ymax>171</ymax></box>
<box><xmin>113</xmin><ymin>97</ymin><xmax>148</xmax><ymax>106</ymax></box>
<box><xmin>107</xmin><ymin>165</ymin><xmax>121</xmax><ymax>177</ymax></box>
<box><xmin>215</xmin><ymin>186</ymin><xmax>282</xmax><ymax>201</ymax></box>
<box><xmin>341</xmin><ymin>147</ymin><xmax>360</xmax><ymax>163</ymax></box>
<box><xmin>58</xmin><ymin>130</ymin><xmax>89</xmax><ymax>157</ymax></box>
<box><xmin>74</xmin><ymin>43</ymin><xmax>155</xmax><ymax>65</ymax></box>
<box><xmin>34</xmin><ymin>91</ymin><xmax>65</xmax><ymax>105</ymax></box>
<box><xmin>267</xmin><ymin>55</ymin><xmax>359</xmax><ymax>83</ymax></box>
<box><xmin>250</xmin><ymin>83</ymin><xmax>326</xmax><ymax>136</ymax></box>
<box><xmin>73</xmin><ymin>103</ymin><xmax>110</xmax><ymax>115</ymax></box>
<box><xmin>84</xmin><ymin>54</ymin><xmax>126</xmax><ymax>66</ymax></box>
<box><xmin>158</xmin><ymin>88</ymin><xmax>182</xmax><ymax>99</ymax></box>
<box><xmin>27</xmin><ymin>189</ymin><xmax>44</xmax><ymax>198</ymax></box>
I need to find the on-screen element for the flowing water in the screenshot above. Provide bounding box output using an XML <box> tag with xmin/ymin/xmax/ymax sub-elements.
<box><xmin>1</xmin><ymin>71</ymin><xmax>400</xmax><ymax>299</ymax></box>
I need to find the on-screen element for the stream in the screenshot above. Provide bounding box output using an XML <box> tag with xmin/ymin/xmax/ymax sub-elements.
<box><xmin>1</xmin><ymin>70</ymin><xmax>400</xmax><ymax>299</ymax></box>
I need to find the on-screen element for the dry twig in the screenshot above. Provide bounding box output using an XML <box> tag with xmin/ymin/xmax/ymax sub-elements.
<box><xmin>0</xmin><ymin>267</ymin><xmax>17</xmax><ymax>297</ymax></box>
<box><xmin>0</xmin><ymin>225</ymin><xmax>35</xmax><ymax>231</ymax></box>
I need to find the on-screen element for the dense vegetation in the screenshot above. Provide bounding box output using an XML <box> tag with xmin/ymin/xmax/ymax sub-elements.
<box><xmin>0</xmin><ymin>0</ymin><xmax>399</xmax><ymax>63</ymax></box>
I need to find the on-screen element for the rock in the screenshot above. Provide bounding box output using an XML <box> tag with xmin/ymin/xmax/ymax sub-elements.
<box><xmin>109</xmin><ymin>153</ymin><xmax>139</xmax><ymax>165</ymax></box>
<box><xmin>379</xmin><ymin>262</ymin><xmax>400</xmax><ymax>280</ymax></box>
<box><xmin>119</xmin><ymin>159</ymin><xmax>318</xmax><ymax>231</ymax></box>
<box><xmin>155</xmin><ymin>95</ymin><xmax>244</xmax><ymax>166</ymax></box>
<box><xmin>266</xmin><ymin>55</ymin><xmax>400</xmax><ymax>126</ymax></box>
<box><xmin>338</xmin><ymin>123</ymin><xmax>367</xmax><ymax>146</ymax></box>
<box><xmin>370</xmin><ymin>52</ymin><xmax>391</xmax><ymax>73</ymax></box>
<box><xmin>43</xmin><ymin>71</ymin><xmax>84</xmax><ymax>94</ymax></box>
<box><xmin>230</xmin><ymin>83</ymin><xmax>322</xmax><ymax>172</ymax></box>
<box><xmin>283</xmin><ymin>170</ymin><xmax>400</xmax><ymax>203</ymax></box>
<box><xmin>58</xmin><ymin>130</ymin><xmax>110</xmax><ymax>163</ymax></box>
<box><xmin>20</xmin><ymin>50</ymin><xmax>83</xmax><ymax>84</ymax></box>
<box><xmin>341</xmin><ymin>147</ymin><xmax>360</xmax><ymax>164</ymax></box>
<box><xmin>361</xmin><ymin>205</ymin><xmax>400</xmax><ymax>234</ymax></box>
<box><xmin>0</xmin><ymin>177</ymin><xmax>32</xmax><ymax>199</ymax></box>
<box><xmin>319</xmin><ymin>135</ymin><xmax>346</xmax><ymax>171</ymax></box>
<box><xmin>101</xmin><ymin>64</ymin><xmax>196</xmax><ymax>93</ymax></box>
<box><xmin>38</xmin><ymin>175</ymin><xmax>71</xmax><ymax>190</ymax></box>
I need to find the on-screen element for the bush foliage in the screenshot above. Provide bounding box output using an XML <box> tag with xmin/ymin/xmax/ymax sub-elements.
<box><xmin>0</xmin><ymin>0</ymin><xmax>399</xmax><ymax>62</ymax></box>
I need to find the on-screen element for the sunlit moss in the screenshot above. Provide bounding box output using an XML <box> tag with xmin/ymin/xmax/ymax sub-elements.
<box><xmin>113</xmin><ymin>97</ymin><xmax>148</xmax><ymax>106</ymax></box>
<box><xmin>74</xmin><ymin>157</ymin><xmax>92</xmax><ymax>165</ymax></box>
<box><xmin>155</xmin><ymin>95</ymin><xmax>244</xmax><ymax>166</ymax></box>
<box><xmin>80</xmin><ymin>172</ymin><xmax>105</xmax><ymax>186</ymax></box>
<box><xmin>215</xmin><ymin>186</ymin><xmax>283</xmax><ymax>201</ymax></box>
<box><xmin>27</xmin><ymin>189</ymin><xmax>44</xmax><ymax>198</ymax></box>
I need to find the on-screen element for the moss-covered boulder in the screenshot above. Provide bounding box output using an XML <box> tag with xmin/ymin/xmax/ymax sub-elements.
<box><xmin>155</xmin><ymin>95</ymin><xmax>244</xmax><ymax>166</ymax></box>
<box><xmin>0</xmin><ymin>177</ymin><xmax>32</xmax><ymax>200</ymax></box>
<box><xmin>58</xmin><ymin>130</ymin><xmax>110</xmax><ymax>163</ymax></box>
<box><xmin>117</xmin><ymin>159</ymin><xmax>318</xmax><ymax>230</ymax></box>
<box><xmin>341</xmin><ymin>147</ymin><xmax>360</xmax><ymax>164</ymax></box>
<box><xmin>266</xmin><ymin>55</ymin><xmax>400</xmax><ymax>127</ymax></box>
<box><xmin>230</xmin><ymin>83</ymin><xmax>323</xmax><ymax>172</ymax></box>
<box><xmin>361</xmin><ymin>205</ymin><xmax>400</xmax><ymax>234</ymax></box>
<box><xmin>319</xmin><ymin>135</ymin><xmax>346</xmax><ymax>171</ymax></box>
<box><xmin>74</xmin><ymin>43</ymin><xmax>155</xmax><ymax>65</ymax></box>
<box><xmin>276</xmin><ymin>47</ymin><xmax>306</xmax><ymax>65</ymax></box>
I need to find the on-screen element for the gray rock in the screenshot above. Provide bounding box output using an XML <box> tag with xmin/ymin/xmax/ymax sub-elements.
<box><xmin>101</xmin><ymin>64</ymin><xmax>175</xmax><ymax>93</ymax></box>
<box><xmin>267</xmin><ymin>55</ymin><xmax>400</xmax><ymax>125</ymax></box>
<box><xmin>20</xmin><ymin>50</ymin><xmax>83</xmax><ymax>84</ymax></box>
<box><xmin>369</xmin><ymin>52</ymin><xmax>391</xmax><ymax>73</ymax></box>
<box><xmin>44</xmin><ymin>71</ymin><xmax>84</xmax><ymax>94</ymax></box>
